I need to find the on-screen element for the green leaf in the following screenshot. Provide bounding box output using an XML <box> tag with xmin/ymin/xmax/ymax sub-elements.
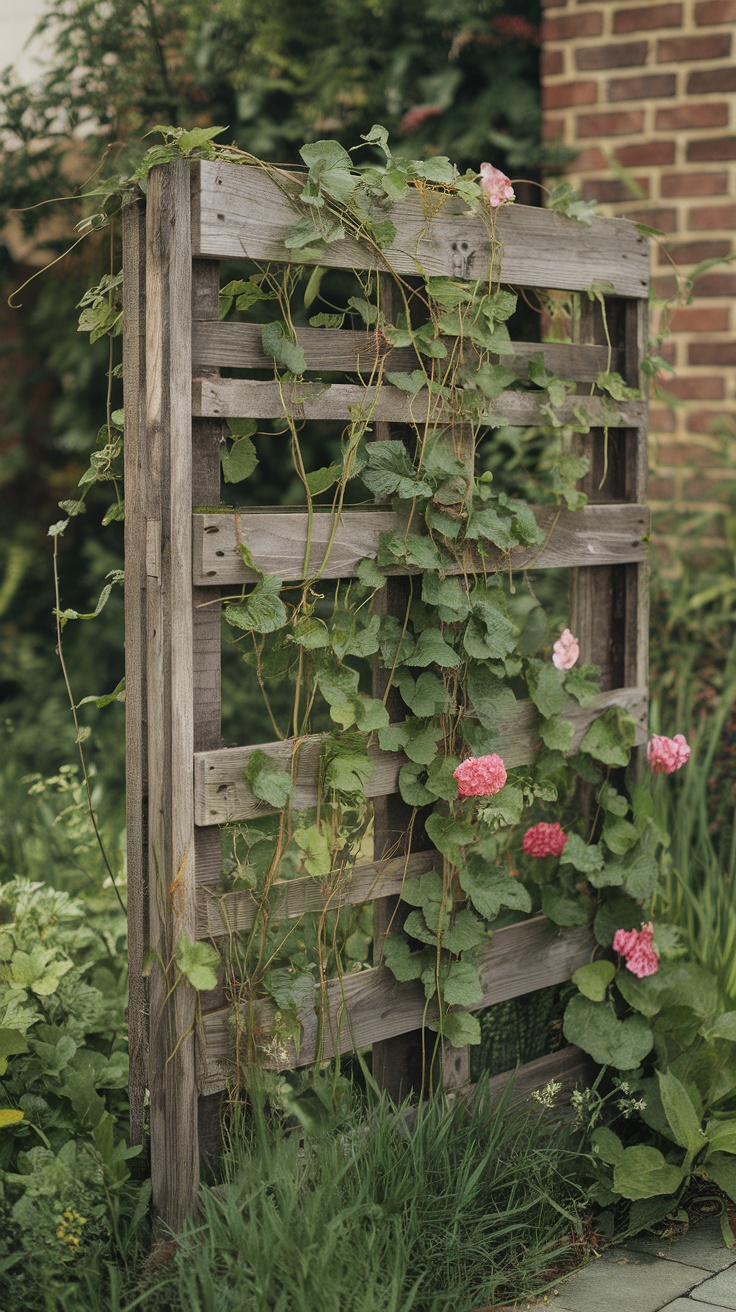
<box><xmin>473</xmin><ymin>361</ymin><xmax>519</xmax><ymax>400</ymax></box>
<box><xmin>0</xmin><ymin>1109</ymin><xmax>25</xmax><ymax>1128</ymax></box>
<box><xmin>580</xmin><ymin>707</ymin><xmax>636</xmax><ymax>767</ymax></box>
<box><xmin>613</xmin><ymin>1145</ymin><xmax>684</xmax><ymax>1201</ymax></box>
<box><xmin>591</xmin><ymin>1125</ymin><xmax>624</xmax><ymax>1166</ymax></box>
<box><xmin>564</xmin><ymin>663</ymin><xmax>602</xmax><ymax>707</ymax></box>
<box><xmin>309</xmin><ymin>311</ymin><xmax>345</xmax><ymax>329</ymax></box>
<box><xmin>294</xmin><ymin>825</ymin><xmax>331</xmax><ymax>877</ymax></box>
<box><xmin>225</xmin><ymin>577</ymin><xmax>287</xmax><ymax>634</ymax></box>
<box><xmin>442</xmin><ymin>960</ymin><xmax>484</xmax><ymax>1007</ymax></box>
<box><xmin>705</xmin><ymin>1153</ymin><xmax>736</xmax><ymax>1204</ymax></box>
<box><xmin>221</xmin><ymin>435</ymin><xmax>259</xmax><ymax>483</ymax></box>
<box><xmin>527</xmin><ymin>661</ymin><xmax>568</xmax><ymax>719</ymax></box>
<box><xmin>597</xmin><ymin>370</ymin><xmax>640</xmax><ymax>402</ymax></box>
<box><xmin>356</xmin><ymin>557</ymin><xmax>386</xmax><ymax>589</ymax></box>
<box><xmin>385</xmin><ymin>369</ymin><xmax>427</xmax><ymax>395</ymax></box>
<box><xmin>572</xmin><ymin>961</ymin><xmax>615</xmax><ymax>1002</ymax></box>
<box><xmin>431</xmin><ymin>1010</ymin><xmax>481</xmax><ymax>1047</ymax></box>
<box><xmin>347</xmin><ymin>295</ymin><xmax>378</xmax><ymax>325</ymax></box>
<box><xmin>459</xmin><ymin>863</ymin><xmax>531</xmax><ymax>921</ymax></box>
<box><xmin>395</xmin><ymin>670</ymin><xmax>451</xmax><ymax>718</ymax></box>
<box><xmin>383</xmin><ymin>936</ymin><xmax>424</xmax><ymax>982</ymax></box>
<box><xmin>404</xmin><ymin>628</ymin><xmax>460</xmax><ymax>670</ymax></box>
<box><xmin>378</xmin><ymin>719</ymin><xmax>441</xmax><ymax>765</ymax></box>
<box><xmin>540</xmin><ymin>715</ymin><xmax>576</xmax><ymax>753</ymax></box>
<box><xmin>477</xmin><ymin>784</ymin><xmax>525</xmax><ymax>830</ymax></box>
<box><xmin>442</xmin><ymin>907</ymin><xmax>488</xmax><ymax>953</ymax></box>
<box><xmin>705</xmin><ymin>1120</ymin><xmax>736</xmax><ymax>1158</ymax></box>
<box><xmin>244</xmin><ymin>748</ymin><xmax>293</xmax><ymax>808</ymax></box>
<box><xmin>704</xmin><ymin>1012</ymin><xmax>736</xmax><ymax>1043</ymax></box>
<box><xmin>176</xmin><ymin>936</ymin><xmax>220</xmax><ymax>991</ymax></box>
<box><xmin>264</xmin><ymin>968</ymin><xmax>315</xmax><ymax>1013</ymax></box>
<box><xmin>0</xmin><ymin>1029</ymin><xmax>29</xmax><ymax>1077</ymax></box>
<box><xmin>362</xmin><ymin>441</ymin><xmax>431</xmax><ymax>499</ymax></box>
<box><xmin>657</xmin><ymin>1070</ymin><xmax>706</xmax><ymax>1153</ymax></box>
<box><xmin>466</xmin><ymin>666</ymin><xmax>517</xmax><ymax>734</ymax></box>
<box><xmin>398</xmin><ymin>762</ymin><xmax>435</xmax><ymax>807</ymax></box>
<box><xmin>305</xmin><ymin>462</ymin><xmax>342</xmax><ymax>495</ymax></box>
<box><xmin>421</xmin><ymin>574</ymin><xmax>471</xmax><ymax>624</ymax></box>
<box><xmin>543</xmin><ymin>887</ymin><xmax>591</xmax><ymax>927</ymax></box>
<box><xmin>262</xmin><ymin>321</ymin><xmax>307</xmax><ymax>375</ymax></box>
<box><xmin>321</xmin><ymin>736</ymin><xmax>373</xmax><ymax>793</ymax></box>
<box><xmin>425</xmin><ymin>813</ymin><xmax>475</xmax><ymax>864</ymax></box>
<box><xmin>563</xmin><ymin>995</ymin><xmax>654</xmax><ymax>1069</ymax></box>
<box><xmin>560</xmin><ymin>833</ymin><xmax>604</xmax><ymax>876</ymax></box>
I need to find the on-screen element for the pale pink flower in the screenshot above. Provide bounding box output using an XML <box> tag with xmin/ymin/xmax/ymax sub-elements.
<box><xmin>454</xmin><ymin>753</ymin><xmax>507</xmax><ymax>798</ymax></box>
<box><xmin>399</xmin><ymin>104</ymin><xmax>444</xmax><ymax>135</ymax></box>
<box><xmin>613</xmin><ymin>922</ymin><xmax>659</xmax><ymax>978</ymax></box>
<box><xmin>522</xmin><ymin>821</ymin><xmax>567</xmax><ymax>858</ymax></box>
<box><xmin>647</xmin><ymin>733</ymin><xmax>690</xmax><ymax>775</ymax></box>
<box><xmin>552</xmin><ymin>628</ymin><xmax>579</xmax><ymax>671</ymax></box>
<box><xmin>479</xmin><ymin>162</ymin><xmax>515</xmax><ymax>208</ymax></box>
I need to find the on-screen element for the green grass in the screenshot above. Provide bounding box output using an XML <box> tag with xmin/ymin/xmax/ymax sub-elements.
<box><xmin>127</xmin><ymin>1081</ymin><xmax>591</xmax><ymax>1312</ymax></box>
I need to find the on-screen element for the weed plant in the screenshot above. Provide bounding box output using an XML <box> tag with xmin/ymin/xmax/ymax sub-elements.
<box><xmin>132</xmin><ymin>1081</ymin><xmax>590</xmax><ymax>1312</ymax></box>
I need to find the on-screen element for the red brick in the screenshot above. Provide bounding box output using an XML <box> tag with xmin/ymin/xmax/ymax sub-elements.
<box><xmin>668</xmin><ymin>307</ymin><xmax>730</xmax><ymax>331</ymax></box>
<box><xmin>688</xmin><ymin>407</ymin><xmax>736</xmax><ymax>432</ymax></box>
<box><xmin>613</xmin><ymin>3</ymin><xmax>682</xmax><ymax>32</ymax></box>
<box><xmin>542</xmin><ymin>10</ymin><xmax>603</xmax><ymax>39</ymax></box>
<box><xmin>648</xmin><ymin>476</ymin><xmax>677</xmax><ymax>501</ymax></box>
<box><xmin>661</xmin><ymin>239</ymin><xmax>732</xmax><ymax>264</ymax></box>
<box><xmin>658</xmin><ymin>32</ymin><xmax>731</xmax><ymax>60</ymax></box>
<box><xmin>575</xmin><ymin>146</ymin><xmax>607</xmax><ymax>170</ymax></box>
<box><xmin>688</xmin><ymin>272</ymin><xmax>736</xmax><ymax>296</ymax></box>
<box><xmin>689</xmin><ymin>341</ymin><xmax>736</xmax><ymax>365</ymax></box>
<box><xmin>581</xmin><ymin>176</ymin><xmax>650</xmax><ymax>202</ymax></box>
<box><xmin>687</xmin><ymin>136</ymin><xmax>736</xmax><ymax>161</ymax></box>
<box><xmin>575</xmin><ymin>40</ymin><xmax>648</xmax><ymax>70</ymax></box>
<box><xmin>656</xmin><ymin>442</ymin><xmax>713</xmax><ymax>465</ymax></box>
<box><xmin>609</xmin><ymin>73</ymin><xmax>677</xmax><ymax>100</ymax></box>
<box><xmin>660</xmin><ymin>170</ymin><xmax>729</xmax><ymax>197</ymax></box>
<box><xmin>683</xmin><ymin>474</ymin><xmax>734</xmax><ymax>501</ymax></box>
<box><xmin>616</xmin><ymin>141</ymin><xmax>677</xmax><ymax>166</ymax></box>
<box><xmin>648</xmin><ymin>406</ymin><xmax>677</xmax><ymax>431</ymax></box>
<box><xmin>689</xmin><ymin>204</ymin><xmax>736</xmax><ymax>230</ymax></box>
<box><xmin>656</xmin><ymin>103</ymin><xmax>729</xmax><ymax>131</ymax></box>
<box><xmin>695</xmin><ymin>0</ymin><xmax>736</xmax><ymax>23</ymax></box>
<box><xmin>665</xmin><ymin>376</ymin><xmax>726</xmax><ymax>399</ymax></box>
<box><xmin>577</xmin><ymin>109</ymin><xmax>645</xmax><ymax>137</ymax></box>
<box><xmin>625</xmin><ymin>206</ymin><xmax>679</xmax><ymax>232</ymax></box>
<box><xmin>542</xmin><ymin>115</ymin><xmax>566</xmax><ymax>140</ymax></box>
<box><xmin>541</xmin><ymin>0</ymin><xmax>567</xmax><ymax>8</ymax></box>
<box><xmin>543</xmin><ymin>80</ymin><xmax>598</xmax><ymax>109</ymax></box>
<box><xmin>541</xmin><ymin>49</ymin><xmax>564</xmax><ymax>77</ymax></box>
<box><xmin>687</xmin><ymin>65</ymin><xmax>736</xmax><ymax>94</ymax></box>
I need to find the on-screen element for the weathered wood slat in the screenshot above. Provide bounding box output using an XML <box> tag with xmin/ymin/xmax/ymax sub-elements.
<box><xmin>482</xmin><ymin>1044</ymin><xmax>593</xmax><ymax>1107</ymax></box>
<box><xmin>193</xmin><ymin>376</ymin><xmax>647</xmax><ymax>428</ymax></box>
<box><xmin>194</xmin><ymin>685</ymin><xmax>647</xmax><ymax>826</ymax></box>
<box><xmin>192</xmin><ymin>161</ymin><xmax>649</xmax><ymax>297</ymax></box>
<box><xmin>196</xmin><ymin>849</ymin><xmax>438</xmax><ymax>938</ymax></box>
<box><xmin>192</xmin><ymin>320</ymin><xmax>620</xmax><ymax>381</ymax></box>
<box><xmin>193</xmin><ymin>503</ymin><xmax>649</xmax><ymax>585</ymax></box>
<box><xmin>197</xmin><ymin>917</ymin><xmax>595</xmax><ymax>1094</ymax></box>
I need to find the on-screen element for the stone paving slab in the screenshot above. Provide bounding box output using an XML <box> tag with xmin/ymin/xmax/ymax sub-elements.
<box><xmin>690</xmin><ymin>1269</ymin><xmax>736</xmax><ymax>1308</ymax></box>
<box><xmin>626</xmin><ymin>1219</ymin><xmax>736</xmax><ymax>1273</ymax></box>
<box><xmin>521</xmin><ymin>1247</ymin><xmax>713</xmax><ymax>1312</ymax></box>
<box><xmin>660</xmin><ymin>1300</ymin><xmax>735</xmax><ymax>1312</ymax></box>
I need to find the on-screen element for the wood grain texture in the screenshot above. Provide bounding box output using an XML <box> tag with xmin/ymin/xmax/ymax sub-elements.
<box><xmin>196</xmin><ymin>849</ymin><xmax>439</xmax><ymax>938</ymax></box>
<box><xmin>122</xmin><ymin>199</ymin><xmax>148</xmax><ymax>1151</ymax></box>
<box><xmin>482</xmin><ymin>1044</ymin><xmax>593</xmax><ymax>1107</ymax></box>
<box><xmin>144</xmin><ymin>161</ymin><xmax>199</xmax><ymax>1228</ymax></box>
<box><xmin>192</xmin><ymin>376</ymin><xmax>647</xmax><ymax>429</ymax></box>
<box><xmin>194</xmin><ymin>685</ymin><xmax>647</xmax><ymax>826</ymax></box>
<box><xmin>192</xmin><ymin>320</ymin><xmax>620</xmax><ymax>381</ymax></box>
<box><xmin>197</xmin><ymin>917</ymin><xmax>595</xmax><ymax>1094</ymax></box>
<box><xmin>193</xmin><ymin>503</ymin><xmax>649</xmax><ymax>585</ymax></box>
<box><xmin>192</xmin><ymin>161</ymin><xmax>649</xmax><ymax>297</ymax></box>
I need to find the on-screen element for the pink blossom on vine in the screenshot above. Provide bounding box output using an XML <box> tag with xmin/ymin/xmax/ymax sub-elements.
<box><xmin>612</xmin><ymin>922</ymin><xmax>659</xmax><ymax>978</ymax></box>
<box><xmin>647</xmin><ymin>733</ymin><xmax>690</xmax><ymax>774</ymax></box>
<box><xmin>479</xmin><ymin>163</ymin><xmax>515</xmax><ymax>208</ymax></box>
<box><xmin>454</xmin><ymin>753</ymin><xmax>507</xmax><ymax>797</ymax></box>
<box><xmin>399</xmin><ymin>104</ymin><xmax>443</xmax><ymax>134</ymax></box>
<box><xmin>522</xmin><ymin>821</ymin><xmax>567</xmax><ymax>857</ymax></box>
<box><xmin>552</xmin><ymin>628</ymin><xmax>579</xmax><ymax>670</ymax></box>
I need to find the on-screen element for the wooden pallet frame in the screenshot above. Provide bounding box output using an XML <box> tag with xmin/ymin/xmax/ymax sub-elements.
<box><xmin>123</xmin><ymin>158</ymin><xmax>649</xmax><ymax>1226</ymax></box>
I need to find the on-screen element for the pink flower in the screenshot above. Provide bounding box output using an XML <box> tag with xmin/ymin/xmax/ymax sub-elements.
<box><xmin>647</xmin><ymin>733</ymin><xmax>690</xmax><ymax>775</ymax></box>
<box><xmin>552</xmin><ymin>628</ymin><xmax>579</xmax><ymax>671</ymax></box>
<box><xmin>522</xmin><ymin>821</ymin><xmax>567</xmax><ymax>858</ymax></box>
<box><xmin>479</xmin><ymin>162</ymin><xmax>515</xmax><ymax>208</ymax></box>
<box><xmin>613</xmin><ymin>922</ymin><xmax>659</xmax><ymax>978</ymax></box>
<box><xmin>399</xmin><ymin>104</ymin><xmax>444</xmax><ymax>135</ymax></box>
<box><xmin>454</xmin><ymin>753</ymin><xmax>507</xmax><ymax>798</ymax></box>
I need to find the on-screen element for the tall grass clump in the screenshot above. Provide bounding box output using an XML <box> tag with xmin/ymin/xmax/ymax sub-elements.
<box><xmin>133</xmin><ymin>1081</ymin><xmax>590</xmax><ymax>1312</ymax></box>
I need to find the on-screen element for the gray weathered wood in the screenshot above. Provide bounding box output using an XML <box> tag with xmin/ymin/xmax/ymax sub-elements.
<box><xmin>193</xmin><ymin>503</ymin><xmax>649</xmax><ymax>585</ymax></box>
<box><xmin>482</xmin><ymin>1044</ymin><xmax>593</xmax><ymax>1108</ymax></box>
<box><xmin>196</xmin><ymin>849</ymin><xmax>439</xmax><ymax>938</ymax></box>
<box><xmin>122</xmin><ymin>198</ymin><xmax>148</xmax><ymax>1151</ymax></box>
<box><xmin>192</xmin><ymin>319</ymin><xmax>620</xmax><ymax>381</ymax></box>
<box><xmin>194</xmin><ymin>686</ymin><xmax>647</xmax><ymax>826</ymax></box>
<box><xmin>193</xmin><ymin>376</ymin><xmax>646</xmax><ymax>429</ymax></box>
<box><xmin>192</xmin><ymin>161</ymin><xmax>650</xmax><ymax>297</ymax></box>
<box><xmin>197</xmin><ymin>917</ymin><xmax>595</xmax><ymax>1094</ymax></box>
<box><xmin>144</xmin><ymin>161</ymin><xmax>199</xmax><ymax>1228</ymax></box>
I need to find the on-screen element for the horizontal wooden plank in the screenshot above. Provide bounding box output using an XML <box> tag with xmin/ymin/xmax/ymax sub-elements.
<box><xmin>194</xmin><ymin>685</ymin><xmax>647</xmax><ymax>825</ymax></box>
<box><xmin>193</xmin><ymin>377</ymin><xmax>647</xmax><ymax>428</ymax></box>
<box><xmin>193</xmin><ymin>503</ymin><xmax>649</xmax><ymax>585</ymax></box>
<box><xmin>192</xmin><ymin>161</ymin><xmax>649</xmax><ymax>298</ymax></box>
<box><xmin>196</xmin><ymin>849</ymin><xmax>438</xmax><ymax>938</ymax></box>
<box><xmin>482</xmin><ymin>1044</ymin><xmax>594</xmax><ymax>1108</ymax></box>
<box><xmin>192</xmin><ymin>320</ymin><xmax>620</xmax><ymax>382</ymax></box>
<box><xmin>197</xmin><ymin>917</ymin><xmax>595</xmax><ymax>1093</ymax></box>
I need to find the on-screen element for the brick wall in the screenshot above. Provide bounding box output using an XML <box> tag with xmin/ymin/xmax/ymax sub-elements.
<box><xmin>541</xmin><ymin>0</ymin><xmax>736</xmax><ymax>547</ymax></box>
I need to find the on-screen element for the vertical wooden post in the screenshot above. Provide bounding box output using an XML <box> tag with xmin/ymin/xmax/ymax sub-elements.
<box><xmin>144</xmin><ymin>160</ymin><xmax>199</xmax><ymax>1227</ymax></box>
<box><xmin>123</xmin><ymin>199</ymin><xmax>148</xmax><ymax>1150</ymax></box>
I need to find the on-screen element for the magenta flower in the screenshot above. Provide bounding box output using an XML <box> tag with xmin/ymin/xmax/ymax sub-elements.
<box><xmin>522</xmin><ymin>821</ymin><xmax>567</xmax><ymax>858</ymax></box>
<box><xmin>612</xmin><ymin>922</ymin><xmax>659</xmax><ymax>978</ymax></box>
<box><xmin>479</xmin><ymin>162</ymin><xmax>515</xmax><ymax>208</ymax></box>
<box><xmin>454</xmin><ymin>753</ymin><xmax>507</xmax><ymax>798</ymax></box>
<box><xmin>552</xmin><ymin>628</ymin><xmax>579</xmax><ymax>671</ymax></box>
<box><xmin>647</xmin><ymin>733</ymin><xmax>690</xmax><ymax>775</ymax></box>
